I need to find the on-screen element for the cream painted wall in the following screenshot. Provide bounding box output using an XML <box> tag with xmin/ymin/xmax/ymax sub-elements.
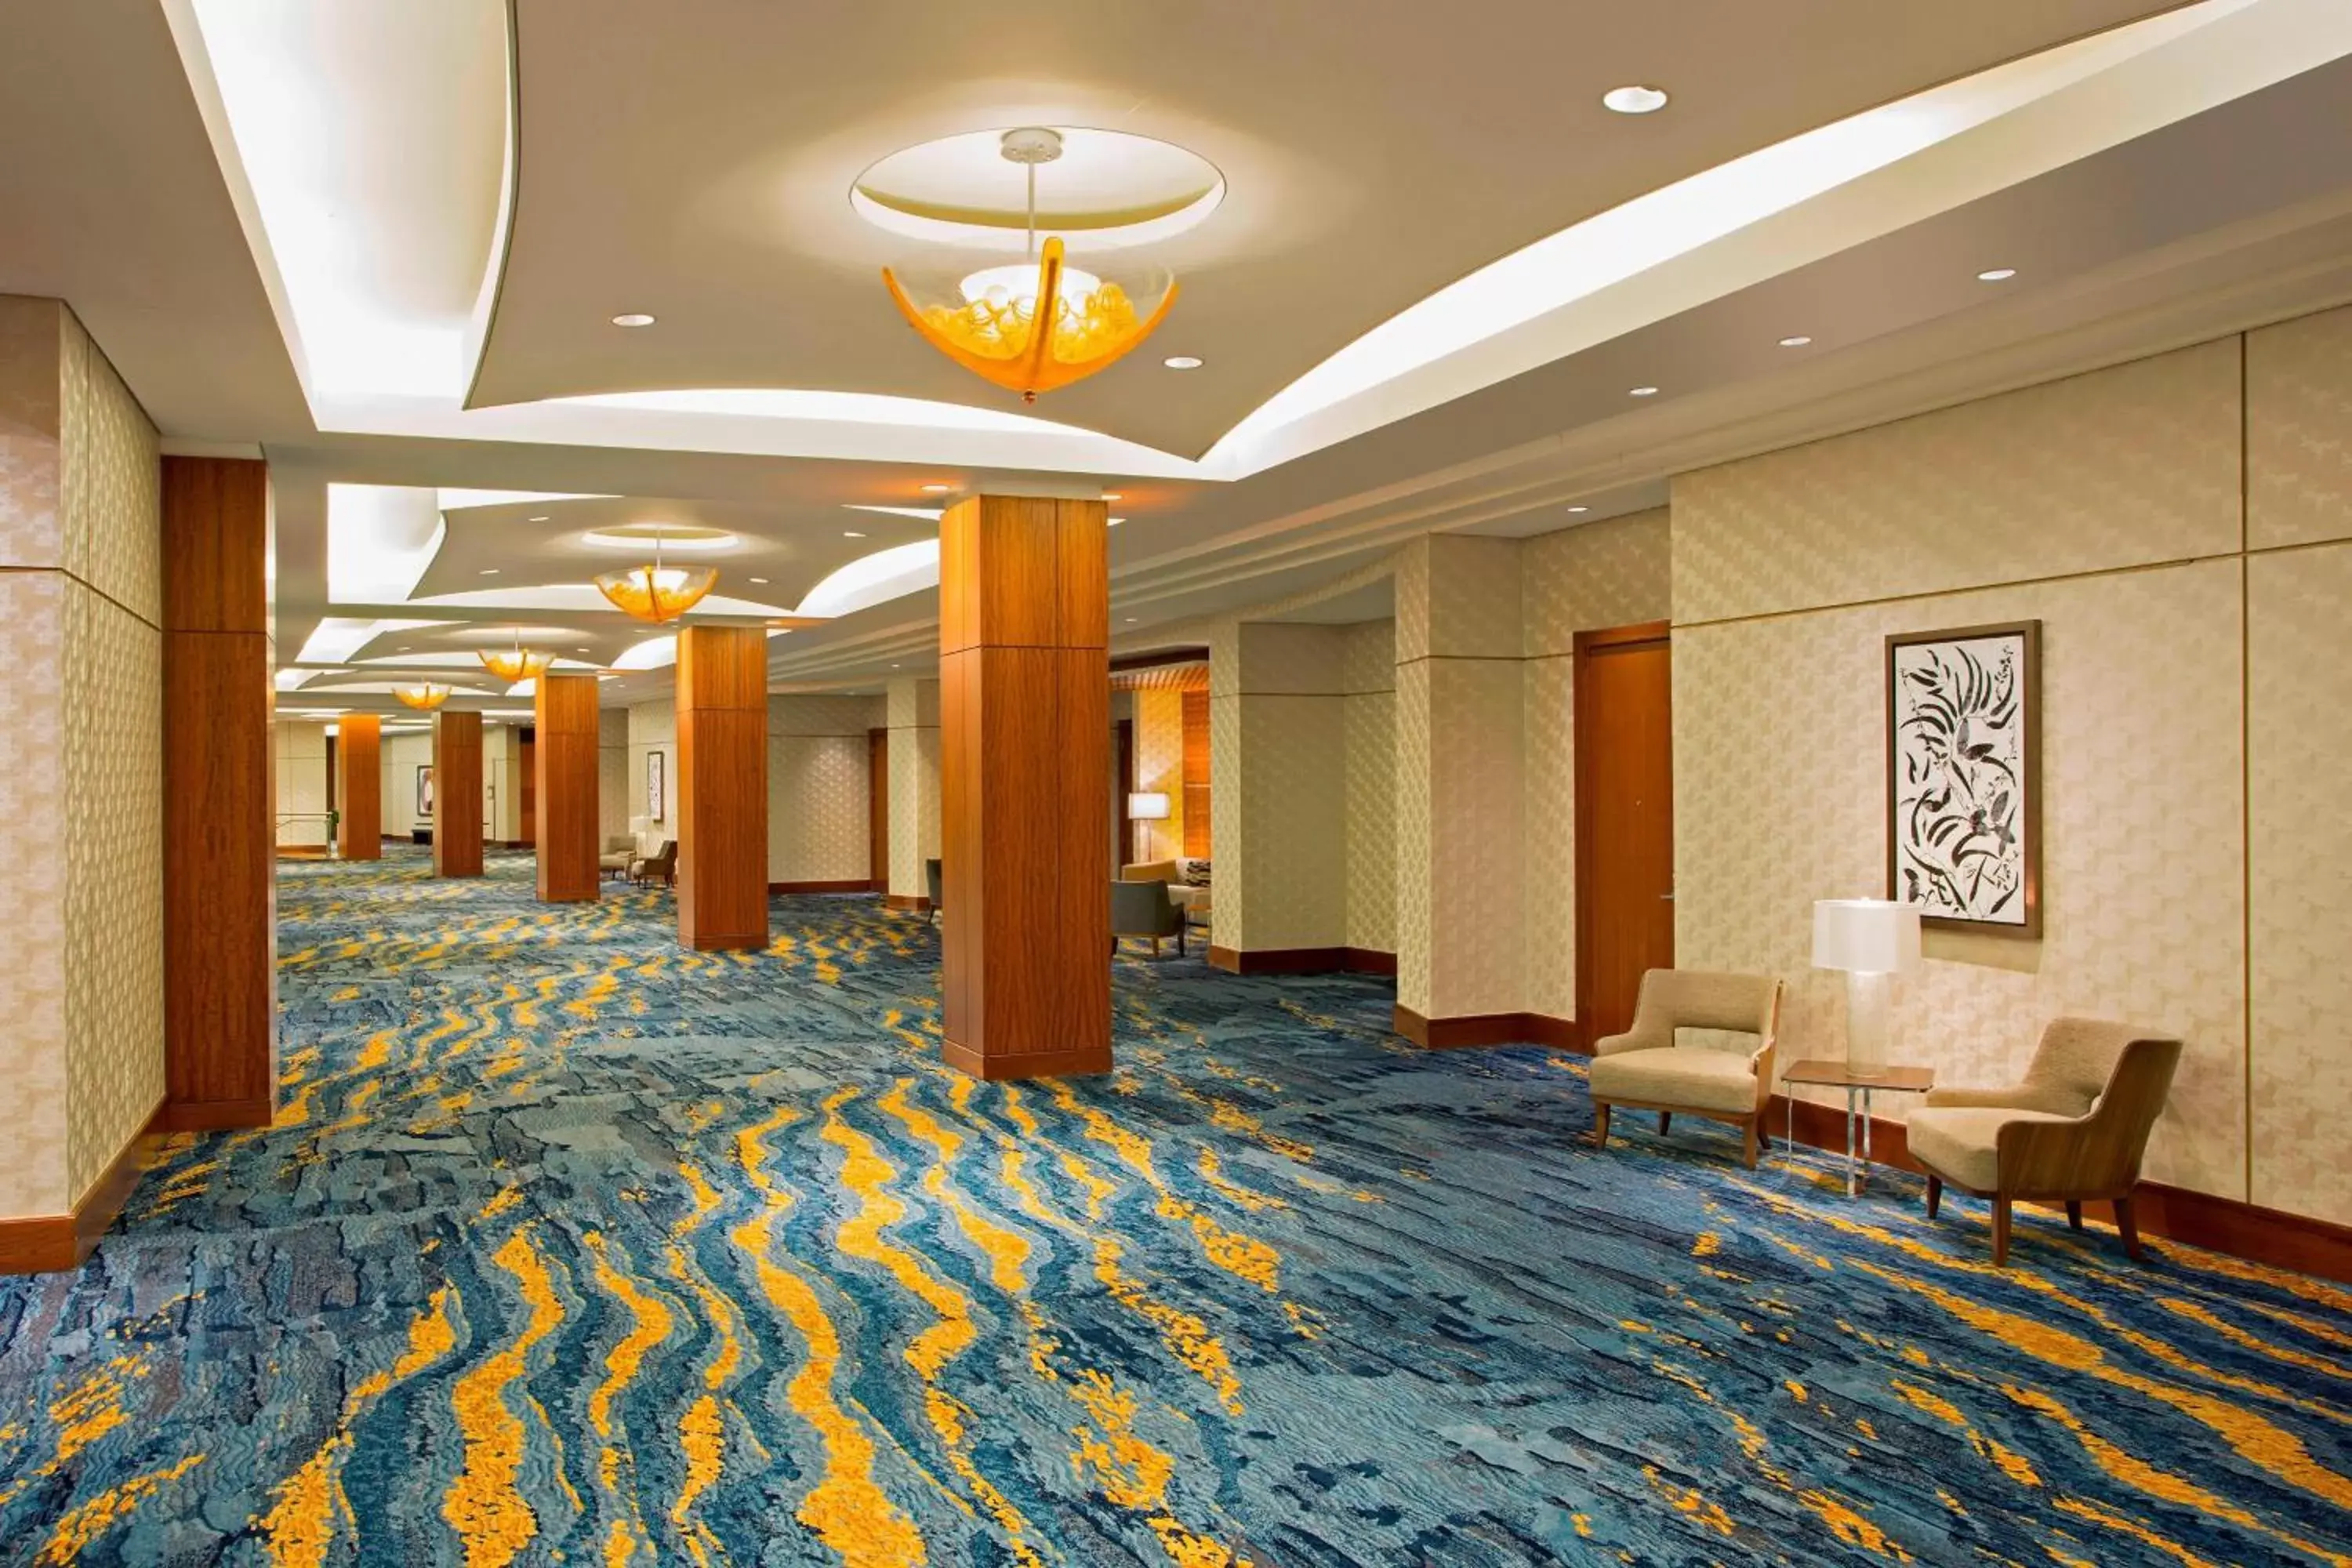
<box><xmin>770</xmin><ymin>695</ymin><xmax>882</xmax><ymax>885</ymax></box>
<box><xmin>885</xmin><ymin>677</ymin><xmax>940</xmax><ymax>899</ymax></box>
<box><xmin>1669</xmin><ymin>307</ymin><xmax>2352</xmax><ymax>1219</ymax></box>
<box><xmin>484</xmin><ymin>724</ymin><xmax>521</xmax><ymax>844</ymax></box>
<box><xmin>598</xmin><ymin>706</ymin><xmax>630</xmax><ymax>848</ymax></box>
<box><xmin>0</xmin><ymin>296</ymin><xmax>163</xmax><ymax>1218</ymax></box>
<box><xmin>274</xmin><ymin>722</ymin><xmax>330</xmax><ymax>847</ymax></box>
<box><xmin>381</xmin><ymin>731</ymin><xmax>433</xmax><ymax>837</ymax></box>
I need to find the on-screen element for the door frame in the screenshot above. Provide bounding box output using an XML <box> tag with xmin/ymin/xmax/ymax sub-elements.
<box><xmin>867</xmin><ymin>727</ymin><xmax>890</xmax><ymax>891</ymax></box>
<box><xmin>1116</xmin><ymin>717</ymin><xmax>1135</xmax><ymax>866</ymax></box>
<box><xmin>1573</xmin><ymin>620</ymin><xmax>1673</xmax><ymax>1050</ymax></box>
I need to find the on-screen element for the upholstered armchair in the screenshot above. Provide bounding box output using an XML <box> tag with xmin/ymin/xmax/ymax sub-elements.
<box><xmin>1588</xmin><ymin>971</ymin><xmax>1784</xmax><ymax>1167</ymax></box>
<box><xmin>599</xmin><ymin>835</ymin><xmax>635</xmax><ymax>880</ymax></box>
<box><xmin>925</xmin><ymin>858</ymin><xmax>943</xmax><ymax>926</ymax></box>
<box><xmin>1908</xmin><ymin>1020</ymin><xmax>2182</xmax><ymax>1266</ymax></box>
<box><xmin>630</xmin><ymin>840</ymin><xmax>677</xmax><ymax>888</ymax></box>
<box><xmin>1110</xmin><ymin>877</ymin><xmax>1186</xmax><ymax>957</ymax></box>
<box><xmin>1122</xmin><ymin>858</ymin><xmax>1210</xmax><ymax>936</ymax></box>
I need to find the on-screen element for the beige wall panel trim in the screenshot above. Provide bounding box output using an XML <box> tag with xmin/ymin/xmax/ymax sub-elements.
<box><xmin>2247</xmin><ymin>543</ymin><xmax>2352</xmax><ymax>1222</ymax></box>
<box><xmin>1673</xmin><ymin>339</ymin><xmax>2244</xmax><ymax>626</ymax></box>
<box><xmin>1673</xmin><ymin>560</ymin><xmax>2247</xmax><ymax>1200</ymax></box>
<box><xmin>768</xmin><ymin>732</ymin><xmax>873</xmax><ymax>884</ymax></box>
<box><xmin>2247</xmin><ymin>303</ymin><xmax>2352</xmax><ymax>552</ymax></box>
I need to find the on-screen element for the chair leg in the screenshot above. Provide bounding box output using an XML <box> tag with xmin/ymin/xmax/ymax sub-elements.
<box><xmin>2065</xmin><ymin>1200</ymin><xmax>2083</xmax><ymax>1232</ymax></box>
<box><xmin>1991</xmin><ymin>1197</ymin><xmax>2013</xmax><ymax>1268</ymax></box>
<box><xmin>2115</xmin><ymin>1194</ymin><xmax>2143</xmax><ymax>1261</ymax></box>
<box><xmin>1593</xmin><ymin>1103</ymin><xmax>1612</xmax><ymax>1150</ymax></box>
<box><xmin>1926</xmin><ymin>1174</ymin><xmax>1942</xmax><ymax>1220</ymax></box>
<box><xmin>1658</xmin><ymin>1111</ymin><xmax>1672</xmax><ymax>1136</ymax></box>
<box><xmin>1152</xmin><ymin>936</ymin><xmax>1161</xmax><ymax>958</ymax></box>
<box><xmin>1740</xmin><ymin>1117</ymin><xmax>1759</xmax><ymax>1170</ymax></box>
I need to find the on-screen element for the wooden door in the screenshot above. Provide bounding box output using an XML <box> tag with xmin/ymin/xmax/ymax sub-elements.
<box><xmin>1115</xmin><ymin>718</ymin><xmax>1134</xmax><ymax>866</ymax></box>
<box><xmin>518</xmin><ymin>731</ymin><xmax>536</xmax><ymax>847</ymax></box>
<box><xmin>868</xmin><ymin>728</ymin><xmax>890</xmax><ymax>891</ymax></box>
<box><xmin>1575</xmin><ymin>622</ymin><xmax>1675</xmax><ymax>1046</ymax></box>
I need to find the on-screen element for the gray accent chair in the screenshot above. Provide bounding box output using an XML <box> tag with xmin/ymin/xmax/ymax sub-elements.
<box><xmin>1909</xmin><ymin>1020</ymin><xmax>2183</xmax><ymax>1266</ymax></box>
<box><xmin>925</xmin><ymin>858</ymin><xmax>943</xmax><ymax>925</ymax></box>
<box><xmin>1588</xmin><ymin>970</ymin><xmax>1784</xmax><ymax>1167</ymax></box>
<box><xmin>1110</xmin><ymin>877</ymin><xmax>1186</xmax><ymax>957</ymax></box>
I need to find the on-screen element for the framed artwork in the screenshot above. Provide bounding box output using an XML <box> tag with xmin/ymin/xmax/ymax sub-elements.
<box><xmin>416</xmin><ymin>764</ymin><xmax>435</xmax><ymax>818</ymax></box>
<box><xmin>647</xmin><ymin>750</ymin><xmax>666</xmax><ymax>822</ymax></box>
<box><xmin>1886</xmin><ymin>620</ymin><xmax>2041</xmax><ymax>937</ymax></box>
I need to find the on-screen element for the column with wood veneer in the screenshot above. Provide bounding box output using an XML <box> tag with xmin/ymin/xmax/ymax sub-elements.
<box><xmin>675</xmin><ymin>625</ymin><xmax>770</xmax><ymax>950</ymax></box>
<box><xmin>337</xmin><ymin>714</ymin><xmax>381</xmax><ymax>861</ymax></box>
<box><xmin>162</xmin><ymin>455</ymin><xmax>278</xmax><ymax>1132</ymax></box>
<box><xmin>433</xmin><ymin>710</ymin><xmax>485</xmax><ymax>877</ymax></box>
<box><xmin>939</xmin><ymin>494</ymin><xmax>1112</xmax><ymax>1080</ymax></box>
<box><xmin>534</xmin><ymin>673</ymin><xmax>602</xmax><ymax>902</ymax></box>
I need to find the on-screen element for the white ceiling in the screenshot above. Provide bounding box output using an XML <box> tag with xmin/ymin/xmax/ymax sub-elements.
<box><xmin>7</xmin><ymin>0</ymin><xmax>2352</xmax><ymax>715</ymax></box>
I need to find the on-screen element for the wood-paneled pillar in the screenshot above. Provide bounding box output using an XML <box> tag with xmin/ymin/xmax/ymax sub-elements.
<box><xmin>338</xmin><ymin>713</ymin><xmax>381</xmax><ymax>860</ymax></box>
<box><xmin>535</xmin><ymin>673</ymin><xmax>601</xmax><ymax>902</ymax></box>
<box><xmin>940</xmin><ymin>494</ymin><xmax>1112</xmax><ymax>1080</ymax></box>
<box><xmin>676</xmin><ymin>625</ymin><xmax>769</xmax><ymax>950</ymax></box>
<box><xmin>433</xmin><ymin>710</ymin><xmax>484</xmax><ymax>877</ymax></box>
<box><xmin>162</xmin><ymin>455</ymin><xmax>278</xmax><ymax>1131</ymax></box>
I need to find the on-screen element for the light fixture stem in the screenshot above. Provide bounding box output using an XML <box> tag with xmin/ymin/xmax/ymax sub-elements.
<box><xmin>1026</xmin><ymin>162</ymin><xmax>1037</xmax><ymax>258</ymax></box>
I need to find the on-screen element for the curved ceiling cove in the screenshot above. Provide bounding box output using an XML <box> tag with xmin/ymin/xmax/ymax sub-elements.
<box><xmin>172</xmin><ymin>0</ymin><xmax>2351</xmax><ymax>485</ymax></box>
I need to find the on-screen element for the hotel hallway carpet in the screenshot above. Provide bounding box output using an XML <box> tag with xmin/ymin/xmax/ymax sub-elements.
<box><xmin>4</xmin><ymin>851</ymin><xmax>2351</xmax><ymax>1566</ymax></box>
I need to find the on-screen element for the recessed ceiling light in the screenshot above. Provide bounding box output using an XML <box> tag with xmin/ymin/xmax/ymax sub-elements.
<box><xmin>1107</xmin><ymin>517</ymin><xmax>1125</xmax><ymax>527</ymax></box>
<box><xmin>577</xmin><ymin>647</ymin><xmax>592</xmax><ymax>653</ymax></box>
<box><xmin>1124</xmin><ymin>617</ymin><xmax>1138</xmax><ymax>623</ymax></box>
<box><xmin>920</xmin><ymin>483</ymin><xmax>952</xmax><ymax>494</ymax></box>
<box><xmin>611</xmin><ymin>313</ymin><xmax>655</xmax><ymax>327</ymax></box>
<box><xmin>527</xmin><ymin>515</ymin><xmax>550</xmax><ymax>522</ymax></box>
<box><xmin>1629</xmin><ymin>386</ymin><xmax>1660</xmax><ymax>397</ymax></box>
<box><xmin>479</xmin><ymin>568</ymin><xmax>500</xmax><ymax>575</ymax></box>
<box><xmin>1602</xmin><ymin>85</ymin><xmax>1670</xmax><ymax>115</ymax></box>
<box><xmin>1976</xmin><ymin>267</ymin><xmax>2017</xmax><ymax>282</ymax></box>
<box><xmin>748</xmin><ymin>576</ymin><xmax>769</xmax><ymax>584</ymax></box>
<box><xmin>1778</xmin><ymin>335</ymin><xmax>1813</xmax><ymax>348</ymax></box>
<box><xmin>1163</xmin><ymin>355</ymin><xmax>1203</xmax><ymax>370</ymax></box>
<box><xmin>1567</xmin><ymin>506</ymin><xmax>1589</xmax><ymax>514</ymax></box>
<box><xmin>1102</xmin><ymin>491</ymin><xmax>1123</xmax><ymax>501</ymax></box>
<box><xmin>844</xmin><ymin>531</ymin><xmax>866</xmax><ymax>539</ymax></box>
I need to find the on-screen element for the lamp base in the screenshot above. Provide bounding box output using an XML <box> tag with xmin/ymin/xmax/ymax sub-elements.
<box><xmin>1846</xmin><ymin>970</ymin><xmax>1890</xmax><ymax>1072</ymax></box>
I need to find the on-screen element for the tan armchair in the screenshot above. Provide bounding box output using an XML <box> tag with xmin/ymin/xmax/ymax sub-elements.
<box><xmin>1588</xmin><ymin>970</ymin><xmax>1784</xmax><ymax>1168</ymax></box>
<box><xmin>1908</xmin><ymin>1020</ymin><xmax>2181</xmax><ymax>1266</ymax></box>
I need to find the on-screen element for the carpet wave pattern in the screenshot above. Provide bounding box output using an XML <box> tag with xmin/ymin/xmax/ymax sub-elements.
<box><xmin>2</xmin><ymin>851</ymin><xmax>2350</xmax><ymax>1565</ymax></box>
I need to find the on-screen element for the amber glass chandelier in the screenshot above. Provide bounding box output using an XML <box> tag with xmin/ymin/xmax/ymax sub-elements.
<box><xmin>593</xmin><ymin>534</ymin><xmax>720</xmax><ymax>624</ymax></box>
<box><xmin>392</xmin><ymin>682</ymin><xmax>452</xmax><ymax>711</ymax></box>
<box><xmin>881</xmin><ymin>129</ymin><xmax>1176</xmax><ymax>403</ymax></box>
<box><xmin>479</xmin><ymin>628</ymin><xmax>554</xmax><ymax>683</ymax></box>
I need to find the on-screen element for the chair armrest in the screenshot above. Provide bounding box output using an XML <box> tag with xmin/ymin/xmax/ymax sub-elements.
<box><xmin>1995</xmin><ymin>1114</ymin><xmax>2103</xmax><ymax>1196</ymax></box>
<box><xmin>1592</xmin><ymin>1029</ymin><xmax>1663</xmax><ymax>1058</ymax></box>
<box><xmin>1925</xmin><ymin>1085</ymin><xmax>2078</xmax><ymax>1112</ymax></box>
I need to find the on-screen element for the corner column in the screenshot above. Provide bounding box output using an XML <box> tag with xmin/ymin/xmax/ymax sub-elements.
<box><xmin>338</xmin><ymin>714</ymin><xmax>381</xmax><ymax>860</ymax></box>
<box><xmin>433</xmin><ymin>710</ymin><xmax>484</xmax><ymax>877</ymax></box>
<box><xmin>162</xmin><ymin>455</ymin><xmax>278</xmax><ymax>1132</ymax></box>
<box><xmin>939</xmin><ymin>495</ymin><xmax>1111</xmax><ymax>1080</ymax></box>
<box><xmin>534</xmin><ymin>673</ymin><xmax>601</xmax><ymax>902</ymax></box>
<box><xmin>676</xmin><ymin>625</ymin><xmax>769</xmax><ymax>950</ymax></box>
<box><xmin>884</xmin><ymin>676</ymin><xmax>941</xmax><ymax>909</ymax></box>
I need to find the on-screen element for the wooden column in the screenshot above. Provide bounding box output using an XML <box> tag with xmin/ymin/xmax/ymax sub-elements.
<box><xmin>676</xmin><ymin>625</ymin><xmax>769</xmax><ymax>950</ymax></box>
<box><xmin>534</xmin><ymin>673</ymin><xmax>601</xmax><ymax>902</ymax></box>
<box><xmin>940</xmin><ymin>495</ymin><xmax>1111</xmax><ymax>1080</ymax></box>
<box><xmin>161</xmin><ymin>456</ymin><xmax>277</xmax><ymax>1131</ymax></box>
<box><xmin>433</xmin><ymin>710</ymin><xmax>484</xmax><ymax>877</ymax></box>
<box><xmin>338</xmin><ymin>714</ymin><xmax>382</xmax><ymax>860</ymax></box>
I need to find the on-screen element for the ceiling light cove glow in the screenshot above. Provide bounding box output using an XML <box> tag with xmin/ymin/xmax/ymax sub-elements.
<box><xmin>796</xmin><ymin>541</ymin><xmax>942</xmax><ymax>619</ymax></box>
<box><xmin>328</xmin><ymin>485</ymin><xmax>445</xmax><ymax>604</ymax></box>
<box><xmin>295</xmin><ymin>616</ymin><xmax>449</xmax><ymax>666</ymax></box>
<box><xmin>1602</xmin><ymin>85</ymin><xmax>1670</xmax><ymax>114</ymax></box>
<box><xmin>436</xmin><ymin>489</ymin><xmax>615</xmax><ymax>512</ymax></box>
<box><xmin>612</xmin><ymin>635</ymin><xmax>678</xmax><ymax>672</ymax></box>
<box><xmin>579</xmin><ymin>526</ymin><xmax>739</xmax><ymax>551</ymax></box>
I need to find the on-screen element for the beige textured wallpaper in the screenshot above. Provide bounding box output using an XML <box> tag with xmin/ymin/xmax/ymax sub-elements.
<box><xmin>884</xmin><ymin>677</ymin><xmax>940</xmax><ymax>899</ymax></box>
<box><xmin>1668</xmin><ymin>310</ymin><xmax>2352</xmax><ymax>1218</ymax></box>
<box><xmin>598</xmin><ymin>708</ymin><xmax>630</xmax><ymax>848</ymax></box>
<box><xmin>628</xmin><ymin>699</ymin><xmax>676</xmax><ymax>830</ymax></box>
<box><xmin>1342</xmin><ymin>619</ymin><xmax>1395</xmax><ymax>955</ymax></box>
<box><xmin>0</xmin><ymin>572</ymin><xmax>70</xmax><ymax>1216</ymax></box>
<box><xmin>1213</xmin><ymin>624</ymin><xmax>1348</xmax><ymax>952</ymax></box>
<box><xmin>769</xmin><ymin>695</ymin><xmax>881</xmax><ymax>884</ymax></box>
<box><xmin>1131</xmin><ymin>688</ymin><xmax>1186</xmax><ymax>865</ymax></box>
<box><xmin>275</xmin><ymin>722</ymin><xmax>329</xmax><ymax>846</ymax></box>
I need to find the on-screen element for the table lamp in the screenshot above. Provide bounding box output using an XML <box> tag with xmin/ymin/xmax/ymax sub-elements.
<box><xmin>1812</xmin><ymin>898</ymin><xmax>1922</xmax><ymax>1072</ymax></box>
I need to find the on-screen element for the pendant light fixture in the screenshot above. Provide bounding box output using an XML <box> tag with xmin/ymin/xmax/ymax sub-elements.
<box><xmin>593</xmin><ymin>530</ymin><xmax>720</xmax><ymax>624</ymax></box>
<box><xmin>479</xmin><ymin>627</ymin><xmax>554</xmax><ymax>682</ymax></box>
<box><xmin>881</xmin><ymin>128</ymin><xmax>1178</xmax><ymax>402</ymax></box>
<box><xmin>393</xmin><ymin>682</ymin><xmax>452</xmax><ymax>711</ymax></box>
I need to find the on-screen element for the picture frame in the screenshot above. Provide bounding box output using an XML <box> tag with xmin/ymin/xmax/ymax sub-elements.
<box><xmin>1885</xmin><ymin>620</ymin><xmax>2041</xmax><ymax>938</ymax></box>
<box><xmin>647</xmin><ymin>750</ymin><xmax>666</xmax><ymax>822</ymax></box>
<box><xmin>416</xmin><ymin>764</ymin><xmax>435</xmax><ymax>819</ymax></box>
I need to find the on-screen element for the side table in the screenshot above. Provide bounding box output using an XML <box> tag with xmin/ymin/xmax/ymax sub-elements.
<box><xmin>1778</xmin><ymin>1058</ymin><xmax>1936</xmax><ymax>1196</ymax></box>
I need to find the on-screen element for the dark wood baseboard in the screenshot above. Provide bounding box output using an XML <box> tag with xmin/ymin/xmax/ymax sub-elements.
<box><xmin>1208</xmin><ymin>946</ymin><xmax>1397</xmax><ymax>976</ymax></box>
<box><xmin>684</xmin><ymin>931</ymin><xmax>768</xmax><ymax>953</ymax></box>
<box><xmin>0</xmin><ymin>1098</ymin><xmax>165</xmax><ymax>1276</ymax></box>
<box><xmin>1392</xmin><ymin>1004</ymin><xmax>1579</xmax><ymax>1051</ymax></box>
<box><xmin>1759</xmin><ymin>1088</ymin><xmax>2352</xmax><ymax>1284</ymax></box>
<box><xmin>941</xmin><ymin>1039</ymin><xmax>1115</xmax><ymax>1080</ymax></box>
<box><xmin>884</xmin><ymin>894</ymin><xmax>934</xmax><ymax>913</ymax></box>
<box><xmin>768</xmin><ymin>880</ymin><xmax>878</xmax><ymax>895</ymax></box>
<box><xmin>161</xmin><ymin>1094</ymin><xmax>274</xmax><ymax>1134</ymax></box>
<box><xmin>274</xmin><ymin>843</ymin><xmax>332</xmax><ymax>858</ymax></box>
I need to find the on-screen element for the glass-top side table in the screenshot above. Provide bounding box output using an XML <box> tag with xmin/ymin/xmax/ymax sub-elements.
<box><xmin>1778</xmin><ymin>1058</ymin><xmax>1936</xmax><ymax>1196</ymax></box>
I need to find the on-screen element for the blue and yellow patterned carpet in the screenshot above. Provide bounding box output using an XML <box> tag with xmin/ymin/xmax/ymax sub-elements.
<box><xmin>4</xmin><ymin>851</ymin><xmax>2352</xmax><ymax>1566</ymax></box>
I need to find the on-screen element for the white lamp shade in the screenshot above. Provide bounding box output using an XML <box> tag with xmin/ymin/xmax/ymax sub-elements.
<box><xmin>628</xmin><ymin>815</ymin><xmax>652</xmax><ymax>834</ymax></box>
<box><xmin>1127</xmin><ymin>792</ymin><xmax>1171</xmax><ymax>821</ymax></box>
<box><xmin>1813</xmin><ymin>898</ymin><xmax>1922</xmax><ymax>975</ymax></box>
